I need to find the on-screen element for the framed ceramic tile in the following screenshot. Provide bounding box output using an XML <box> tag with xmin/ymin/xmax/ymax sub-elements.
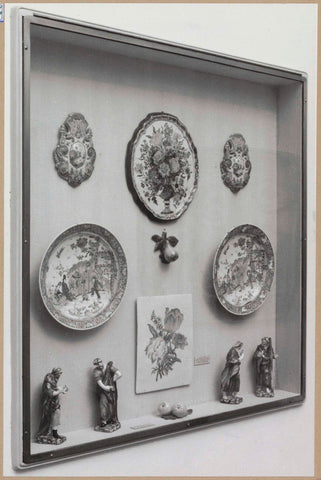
<box><xmin>136</xmin><ymin>294</ymin><xmax>193</xmax><ymax>393</ymax></box>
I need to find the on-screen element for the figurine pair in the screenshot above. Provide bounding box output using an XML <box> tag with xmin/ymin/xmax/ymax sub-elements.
<box><xmin>220</xmin><ymin>338</ymin><xmax>278</xmax><ymax>404</ymax></box>
<box><xmin>36</xmin><ymin>359</ymin><xmax>122</xmax><ymax>445</ymax></box>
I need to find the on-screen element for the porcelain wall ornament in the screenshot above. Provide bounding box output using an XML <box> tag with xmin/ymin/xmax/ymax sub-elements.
<box><xmin>152</xmin><ymin>230</ymin><xmax>179</xmax><ymax>264</ymax></box>
<box><xmin>39</xmin><ymin>224</ymin><xmax>127</xmax><ymax>330</ymax></box>
<box><xmin>253</xmin><ymin>337</ymin><xmax>278</xmax><ymax>397</ymax></box>
<box><xmin>128</xmin><ymin>112</ymin><xmax>199</xmax><ymax>220</ymax></box>
<box><xmin>36</xmin><ymin>367</ymin><xmax>68</xmax><ymax>445</ymax></box>
<box><xmin>220</xmin><ymin>133</ymin><xmax>251</xmax><ymax>193</ymax></box>
<box><xmin>53</xmin><ymin>113</ymin><xmax>96</xmax><ymax>187</ymax></box>
<box><xmin>213</xmin><ymin>224</ymin><xmax>275</xmax><ymax>315</ymax></box>
<box><xmin>220</xmin><ymin>341</ymin><xmax>244</xmax><ymax>404</ymax></box>
<box><xmin>93</xmin><ymin>358</ymin><xmax>122</xmax><ymax>432</ymax></box>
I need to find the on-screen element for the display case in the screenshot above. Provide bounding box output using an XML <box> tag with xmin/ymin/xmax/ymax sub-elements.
<box><xmin>11</xmin><ymin>8</ymin><xmax>306</xmax><ymax>468</ymax></box>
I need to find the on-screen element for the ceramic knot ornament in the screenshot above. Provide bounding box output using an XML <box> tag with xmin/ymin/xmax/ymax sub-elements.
<box><xmin>220</xmin><ymin>133</ymin><xmax>251</xmax><ymax>193</ymax></box>
<box><xmin>53</xmin><ymin>113</ymin><xmax>96</xmax><ymax>187</ymax></box>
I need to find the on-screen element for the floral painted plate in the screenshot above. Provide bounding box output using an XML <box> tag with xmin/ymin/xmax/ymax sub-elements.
<box><xmin>213</xmin><ymin>225</ymin><xmax>275</xmax><ymax>315</ymax></box>
<box><xmin>39</xmin><ymin>224</ymin><xmax>127</xmax><ymax>330</ymax></box>
<box><xmin>128</xmin><ymin>112</ymin><xmax>199</xmax><ymax>220</ymax></box>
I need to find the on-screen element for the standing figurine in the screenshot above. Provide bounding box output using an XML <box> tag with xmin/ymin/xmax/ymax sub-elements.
<box><xmin>36</xmin><ymin>367</ymin><xmax>68</xmax><ymax>445</ymax></box>
<box><xmin>220</xmin><ymin>341</ymin><xmax>244</xmax><ymax>404</ymax></box>
<box><xmin>253</xmin><ymin>337</ymin><xmax>278</xmax><ymax>397</ymax></box>
<box><xmin>93</xmin><ymin>358</ymin><xmax>122</xmax><ymax>433</ymax></box>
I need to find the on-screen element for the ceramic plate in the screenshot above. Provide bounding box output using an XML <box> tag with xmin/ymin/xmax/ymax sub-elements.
<box><xmin>128</xmin><ymin>112</ymin><xmax>198</xmax><ymax>220</ymax></box>
<box><xmin>213</xmin><ymin>224</ymin><xmax>274</xmax><ymax>315</ymax></box>
<box><xmin>39</xmin><ymin>224</ymin><xmax>127</xmax><ymax>330</ymax></box>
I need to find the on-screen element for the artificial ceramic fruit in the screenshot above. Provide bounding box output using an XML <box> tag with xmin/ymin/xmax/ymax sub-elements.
<box><xmin>157</xmin><ymin>401</ymin><xmax>172</xmax><ymax>416</ymax></box>
<box><xmin>163</xmin><ymin>244</ymin><xmax>179</xmax><ymax>263</ymax></box>
<box><xmin>171</xmin><ymin>402</ymin><xmax>188</xmax><ymax>418</ymax></box>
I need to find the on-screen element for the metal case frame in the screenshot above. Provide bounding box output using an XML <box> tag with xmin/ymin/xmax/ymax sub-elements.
<box><xmin>12</xmin><ymin>9</ymin><xmax>307</xmax><ymax>468</ymax></box>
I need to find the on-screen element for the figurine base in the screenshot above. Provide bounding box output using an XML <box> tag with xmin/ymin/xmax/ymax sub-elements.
<box><xmin>220</xmin><ymin>396</ymin><xmax>243</xmax><ymax>405</ymax></box>
<box><xmin>255</xmin><ymin>388</ymin><xmax>274</xmax><ymax>398</ymax></box>
<box><xmin>95</xmin><ymin>421</ymin><xmax>121</xmax><ymax>433</ymax></box>
<box><xmin>35</xmin><ymin>434</ymin><xmax>66</xmax><ymax>445</ymax></box>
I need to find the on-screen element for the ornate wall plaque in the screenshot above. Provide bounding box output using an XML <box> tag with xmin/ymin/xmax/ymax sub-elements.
<box><xmin>53</xmin><ymin>113</ymin><xmax>96</xmax><ymax>187</ymax></box>
<box><xmin>213</xmin><ymin>224</ymin><xmax>274</xmax><ymax>315</ymax></box>
<box><xmin>128</xmin><ymin>112</ymin><xmax>199</xmax><ymax>220</ymax></box>
<box><xmin>39</xmin><ymin>224</ymin><xmax>127</xmax><ymax>330</ymax></box>
<box><xmin>220</xmin><ymin>134</ymin><xmax>251</xmax><ymax>193</ymax></box>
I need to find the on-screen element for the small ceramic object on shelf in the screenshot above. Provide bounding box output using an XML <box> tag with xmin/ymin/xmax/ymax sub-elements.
<box><xmin>220</xmin><ymin>133</ymin><xmax>251</xmax><ymax>193</ymax></box>
<box><xmin>93</xmin><ymin>358</ymin><xmax>122</xmax><ymax>433</ymax></box>
<box><xmin>128</xmin><ymin>112</ymin><xmax>199</xmax><ymax>220</ymax></box>
<box><xmin>157</xmin><ymin>401</ymin><xmax>172</xmax><ymax>416</ymax></box>
<box><xmin>53</xmin><ymin>113</ymin><xmax>96</xmax><ymax>187</ymax></box>
<box><xmin>36</xmin><ymin>367</ymin><xmax>68</xmax><ymax>445</ymax></box>
<box><xmin>220</xmin><ymin>341</ymin><xmax>244</xmax><ymax>405</ymax></box>
<box><xmin>157</xmin><ymin>401</ymin><xmax>193</xmax><ymax>420</ymax></box>
<box><xmin>253</xmin><ymin>337</ymin><xmax>278</xmax><ymax>397</ymax></box>
<box><xmin>213</xmin><ymin>224</ymin><xmax>275</xmax><ymax>315</ymax></box>
<box><xmin>151</xmin><ymin>230</ymin><xmax>179</xmax><ymax>264</ymax></box>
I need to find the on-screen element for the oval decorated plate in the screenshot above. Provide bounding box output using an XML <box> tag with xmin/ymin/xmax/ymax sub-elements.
<box><xmin>128</xmin><ymin>112</ymin><xmax>199</xmax><ymax>221</ymax></box>
<box><xmin>213</xmin><ymin>224</ymin><xmax>275</xmax><ymax>315</ymax></box>
<box><xmin>39</xmin><ymin>224</ymin><xmax>127</xmax><ymax>330</ymax></box>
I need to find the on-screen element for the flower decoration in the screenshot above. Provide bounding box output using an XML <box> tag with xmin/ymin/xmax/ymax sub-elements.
<box><xmin>145</xmin><ymin>308</ymin><xmax>188</xmax><ymax>381</ymax></box>
<box><xmin>136</xmin><ymin>121</ymin><xmax>193</xmax><ymax>215</ymax></box>
<box><xmin>164</xmin><ymin>307</ymin><xmax>183</xmax><ymax>333</ymax></box>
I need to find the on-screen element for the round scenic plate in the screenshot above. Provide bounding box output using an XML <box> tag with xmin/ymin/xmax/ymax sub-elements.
<box><xmin>39</xmin><ymin>224</ymin><xmax>127</xmax><ymax>330</ymax></box>
<box><xmin>213</xmin><ymin>224</ymin><xmax>275</xmax><ymax>315</ymax></box>
<box><xmin>128</xmin><ymin>112</ymin><xmax>199</xmax><ymax>221</ymax></box>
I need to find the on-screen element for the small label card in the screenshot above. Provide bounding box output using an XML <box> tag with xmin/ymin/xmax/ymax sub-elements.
<box><xmin>130</xmin><ymin>423</ymin><xmax>156</xmax><ymax>430</ymax></box>
<box><xmin>194</xmin><ymin>355</ymin><xmax>210</xmax><ymax>366</ymax></box>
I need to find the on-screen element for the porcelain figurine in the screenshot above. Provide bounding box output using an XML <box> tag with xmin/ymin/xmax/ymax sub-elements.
<box><xmin>220</xmin><ymin>341</ymin><xmax>244</xmax><ymax>404</ymax></box>
<box><xmin>53</xmin><ymin>113</ymin><xmax>96</xmax><ymax>187</ymax></box>
<box><xmin>220</xmin><ymin>133</ymin><xmax>251</xmax><ymax>193</ymax></box>
<box><xmin>253</xmin><ymin>337</ymin><xmax>278</xmax><ymax>397</ymax></box>
<box><xmin>36</xmin><ymin>367</ymin><xmax>68</xmax><ymax>445</ymax></box>
<box><xmin>93</xmin><ymin>358</ymin><xmax>122</xmax><ymax>433</ymax></box>
<box><xmin>151</xmin><ymin>230</ymin><xmax>179</xmax><ymax>264</ymax></box>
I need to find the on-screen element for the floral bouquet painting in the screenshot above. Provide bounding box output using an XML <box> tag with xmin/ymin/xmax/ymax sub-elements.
<box><xmin>129</xmin><ymin>113</ymin><xmax>198</xmax><ymax>221</ymax></box>
<box><xmin>136</xmin><ymin>294</ymin><xmax>193</xmax><ymax>393</ymax></box>
<box><xmin>146</xmin><ymin>308</ymin><xmax>187</xmax><ymax>381</ymax></box>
